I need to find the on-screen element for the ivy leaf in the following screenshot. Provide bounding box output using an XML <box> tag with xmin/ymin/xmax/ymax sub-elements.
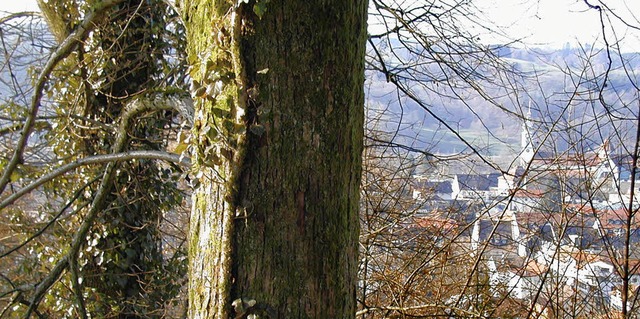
<box><xmin>212</xmin><ymin>107</ymin><xmax>230</xmax><ymax>118</ymax></box>
<box><xmin>250</xmin><ymin>124</ymin><xmax>265</xmax><ymax>137</ymax></box>
<box><xmin>253</xmin><ymin>1</ymin><xmax>268</xmax><ymax>19</ymax></box>
<box><xmin>194</xmin><ymin>86</ymin><xmax>207</xmax><ymax>98</ymax></box>
<box><xmin>174</xmin><ymin>142</ymin><xmax>189</xmax><ymax>155</ymax></box>
<box><xmin>10</xmin><ymin>169</ymin><xmax>21</xmax><ymax>182</ymax></box>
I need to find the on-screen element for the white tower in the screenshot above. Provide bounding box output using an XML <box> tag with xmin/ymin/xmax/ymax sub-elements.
<box><xmin>520</xmin><ymin>101</ymin><xmax>534</xmax><ymax>167</ymax></box>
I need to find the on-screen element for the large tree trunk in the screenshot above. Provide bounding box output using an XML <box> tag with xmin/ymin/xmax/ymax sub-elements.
<box><xmin>182</xmin><ymin>0</ymin><xmax>367</xmax><ymax>317</ymax></box>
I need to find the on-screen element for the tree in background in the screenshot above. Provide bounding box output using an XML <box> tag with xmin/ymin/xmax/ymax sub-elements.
<box><xmin>0</xmin><ymin>0</ymin><xmax>190</xmax><ymax>317</ymax></box>
<box><xmin>68</xmin><ymin>0</ymin><xmax>182</xmax><ymax>316</ymax></box>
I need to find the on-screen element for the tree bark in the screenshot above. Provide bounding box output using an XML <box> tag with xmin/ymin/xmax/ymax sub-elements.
<box><xmin>183</xmin><ymin>0</ymin><xmax>367</xmax><ymax>317</ymax></box>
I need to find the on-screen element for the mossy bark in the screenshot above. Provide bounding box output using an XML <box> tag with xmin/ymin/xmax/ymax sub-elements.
<box><xmin>183</xmin><ymin>0</ymin><xmax>367</xmax><ymax>318</ymax></box>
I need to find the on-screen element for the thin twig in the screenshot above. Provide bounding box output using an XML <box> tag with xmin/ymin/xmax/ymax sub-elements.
<box><xmin>0</xmin><ymin>0</ymin><xmax>125</xmax><ymax>195</ymax></box>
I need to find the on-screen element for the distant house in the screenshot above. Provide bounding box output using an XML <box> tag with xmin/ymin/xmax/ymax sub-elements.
<box><xmin>452</xmin><ymin>173</ymin><xmax>501</xmax><ymax>200</ymax></box>
<box><xmin>609</xmin><ymin>260</ymin><xmax>640</xmax><ymax>310</ymax></box>
<box><xmin>487</xmin><ymin>256</ymin><xmax>546</xmax><ymax>300</ymax></box>
<box><xmin>516</xmin><ymin>212</ymin><xmax>559</xmax><ymax>248</ymax></box>
<box><xmin>629</xmin><ymin>260</ymin><xmax>640</xmax><ymax>286</ymax></box>
<box><xmin>508</xmin><ymin>188</ymin><xmax>544</xmax><ymax>213</ymax></box>
<box><xmin>607</xmin><ymin>179</ymin><xmax>640</xmax><ymax>208</ymax></box>
<box><xmin>411</xmin><ymin>179</ymin><xmax>454</xmax><ymax>200</ymax></box>
<box><xmin>412</xmin><ymin>215</ymin><xmax>458</xmax><ymax>246</ymax></box>
<box><xmin>471</xmin><ymin>210</ymin><xmax>526</xmax><ymax>256</ymax></box>
<box><xmin>610</xmin><ymin>286</ymin><xmax>634</xmax><ymax>311</ymax></box>
<box><xmin>589</xmin><ymin>208</ymin><xmax>640</xmax><ymax>251</ymax></box>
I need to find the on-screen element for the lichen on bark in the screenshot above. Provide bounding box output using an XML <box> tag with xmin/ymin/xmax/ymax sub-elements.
<box><xmin>183</xmin><ymin>0</ymin><xmax>248</xmax><ymax>317</ymax></box>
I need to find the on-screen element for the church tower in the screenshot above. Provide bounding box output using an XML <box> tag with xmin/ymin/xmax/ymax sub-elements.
<box><xmin>520</xmin><ymin>101</ymin><xmax>534</xmax><ymax>167</ymax></box>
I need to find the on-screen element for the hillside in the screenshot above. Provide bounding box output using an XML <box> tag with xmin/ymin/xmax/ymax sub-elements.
<box><xmin>366</xmin><ymin>44</ymin><xmax>640</xmax><ymax>158</ymax></box>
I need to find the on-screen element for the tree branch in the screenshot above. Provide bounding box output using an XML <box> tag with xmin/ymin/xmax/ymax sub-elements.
<box><xmin>0</xmin><ymin>150</ymin><xmax>190</xmax><ymax>210</ymax></box>
<box><xmin>356</xmin><ymin>303</ymin><xmax>480</xmax><ymax>317</ymax></box>
<box><xmin>0</xmin><ymin>0</ymin><xmax>126</xmax><ymax>196</ymax></box>
<box><xmin>0</xmin><ymin>12</ymin><xmax>41</xmax><ymax>25</ymax></box>
<box><xmin>0</xmin><ymin>177</ymin><xmax>95</xmax><ymax>259</ymax></box>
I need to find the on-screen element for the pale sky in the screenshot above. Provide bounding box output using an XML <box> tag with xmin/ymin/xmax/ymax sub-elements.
<box><xmin>0</xmin><ymin>0</ymin><xmax>38</xmax><ymax>13</ymax></box>
<box><xmin>476</xmin><ymin>0</ymin><xmax>640</xmax><ymax>51</ymax></box>
<box><xmin>1</xmin><ymin>0</ymin><xmax>639</xmax><ymax>51</ymax></box>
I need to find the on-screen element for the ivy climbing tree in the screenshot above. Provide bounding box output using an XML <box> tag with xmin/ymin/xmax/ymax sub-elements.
<box><xmin>0</xmin><ymin>0</ymin><xmax>190</xmax><ymax>317</ymax></box>
<box><xmin>75</xmin><ymin>0</ymin><xmax>180</xmax><ymax>316</ymax></box>
<box><xmin>181</xmin><ymin>0</ymin><xmax>367</xmax><ymax>317</ymax></box>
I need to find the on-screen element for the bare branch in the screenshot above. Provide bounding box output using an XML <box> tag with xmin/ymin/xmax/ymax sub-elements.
<box><xmin>0</xmin><ymin>150</ymin><xmax>189</xmax><ymax>210</ymax></box>
<box><xmin>0</xmin><ymin>177</ymin><xmax>94</xmax><ymax>259</ymax></box>
<box><xmin>0</xmin><ymin>0</ymin><xmax>126</xmax><ymax>195</ymax></box>
<box><xmin>0</xmin><ymin>12</ymin><xmax>41</xmax><ymax>25</ymax></box>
